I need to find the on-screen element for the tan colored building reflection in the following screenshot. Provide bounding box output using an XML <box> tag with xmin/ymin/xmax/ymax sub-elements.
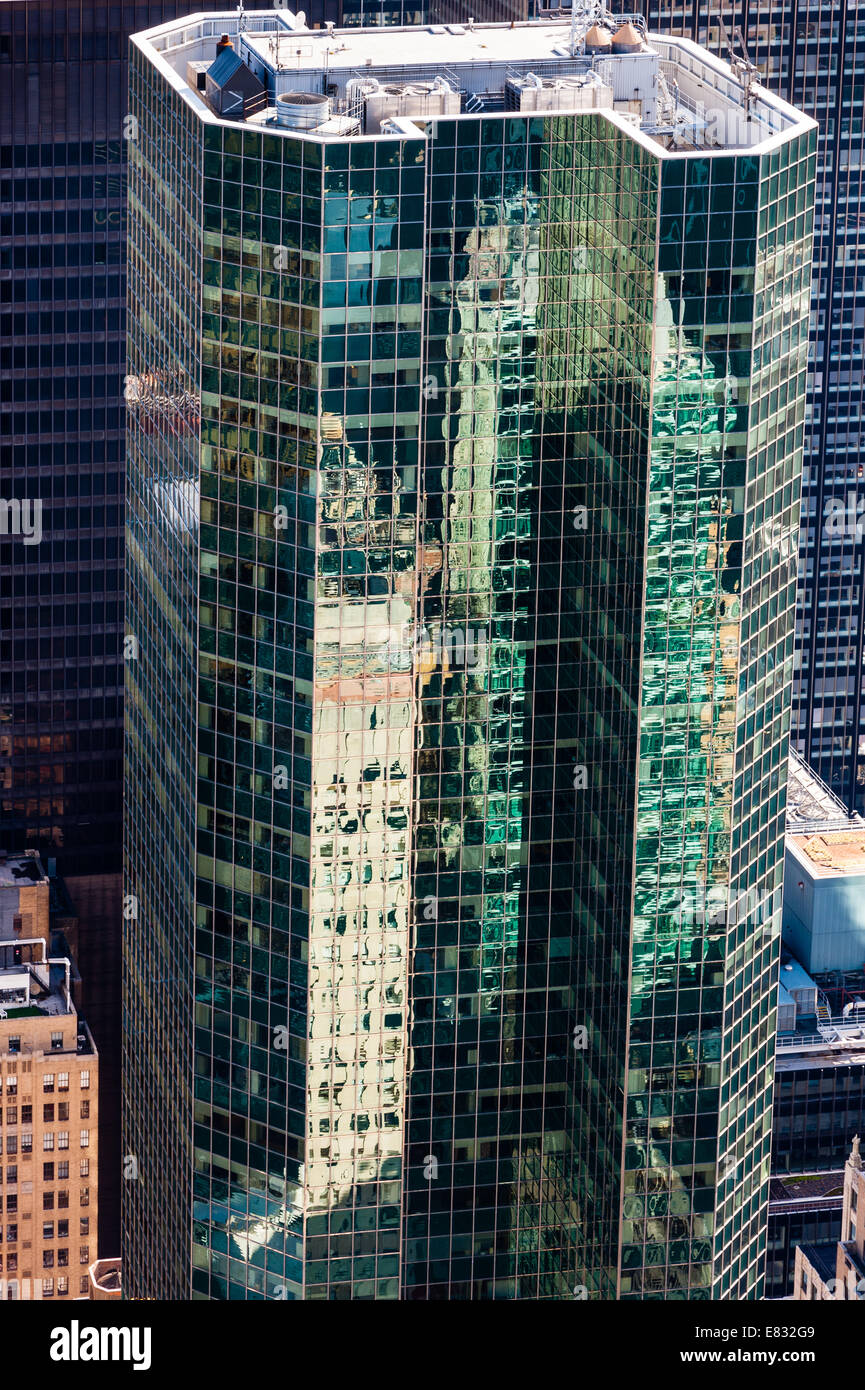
<box><xmin>305</xmin><ymin>414</ymin><xmax>414</xmax><ymax>1281</ymax></box>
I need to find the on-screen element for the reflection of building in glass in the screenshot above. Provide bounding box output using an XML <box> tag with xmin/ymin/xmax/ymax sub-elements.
<box><xmin>640</xmin><ymin>2</ymin><xmax>865</xmax><ymax>816</ymax></box>
<box><xmin>305</xmin><ymin>412</ymin><xmax>416</xmax><ymax>1290</ymax></box>
<box><xmin>124</xmin><ymin>10</ymin><xmax>815</xmax><ymax>1299</ymax></box>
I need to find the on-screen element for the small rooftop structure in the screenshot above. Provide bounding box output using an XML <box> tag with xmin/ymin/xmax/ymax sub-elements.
<box><xmin>84</xmin><ymin>1257</ymin><xmax>122</xmax><ymax>1301</ymax></box>
<box><xmin>584</xmin><ymin>24</ymin><xmax>612</xmax><ymax>53</ymax></box>
<box><xmin>783</xmin><ymin>752</ymin><xmax>865</xmax><ymax>975</ymax></box>
<box><xmin>204</xmin><ymin>36</ymin><xmax>267</xmax><ymax>120</ymax></box>
<box><xmin>786</xmin><ymin>750</ymin><xmax>863</xmax><ymax>835</ymax></box>
<box><xmin>0</xmin><ymin>848</ymin><xmax>47</xmax><ymax>890</ymax></box>
<box><xmin>779</xmin><ymin>957</ymin><xmax>819</xmax><ymax>1018</ymax></box>
<box><xmin>778</xmin><ymin>978</ymin><xmax>797</xmax><ymax>1033</ymax></box>
<box><xmin>610</xmin><ymin>21</ymin><xmax>642</xmax><ymax>53</ymax></box>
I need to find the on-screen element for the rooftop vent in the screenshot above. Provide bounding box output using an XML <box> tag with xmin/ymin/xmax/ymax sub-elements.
<box><xmin>506</xmin><ymin>71</ymin><xmax>612</xmax><ymax>114</ymax></box>
<box><xmin>275</xmin><ymin>91</ymin><xmax>331</xmax><ymax>130</ymax></box>
<box><xmin>363</xmin><ymin>76</ymin><xmax>461</xmax><ymax>134</ymax></box>
<box><xmin>186</xmin><ymin>59</ymin><xmax>211</xmax><ymax>93</ymax></box>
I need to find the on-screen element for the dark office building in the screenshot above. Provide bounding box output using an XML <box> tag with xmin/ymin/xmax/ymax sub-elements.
<box><xmin>767</xmin><ymin>1020</ymin><xmax>865</xmax><ymax>1295</ymax></box>
<box><xmin>641</xmin><ymin>4</ymin><xmax>865</xmax><ymax>812</ymax></box>
<box><xmin>773</xmin><ymin>1046</ymin><xmax>865</xmax><ymax>1173</ymax></box>
<box><xmin>0</xmin><ymin>1</ymin><xmax>228</xmax><ymax>876</ymax></box>
<box><xmin>0</xmin><ymin>0</ymin><xmax>213</xmax><ymax>1260</ymax></box>
<box><xmin>318</xmin><ymin>2</ymin><xmax>529</xmax><ymax>27</ymax></box>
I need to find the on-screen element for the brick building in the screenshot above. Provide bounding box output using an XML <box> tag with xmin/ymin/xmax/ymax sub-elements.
<box><xmin>0</xmin><ymin>852</ymin><xmax>98</xmax><ymax>1301</ymax></box>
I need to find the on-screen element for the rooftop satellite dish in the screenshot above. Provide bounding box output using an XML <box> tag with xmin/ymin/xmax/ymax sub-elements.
<box><xmin>295</xmin><ymin>9</ymin><xmax>307</xmax><ymax>27</ymax></box>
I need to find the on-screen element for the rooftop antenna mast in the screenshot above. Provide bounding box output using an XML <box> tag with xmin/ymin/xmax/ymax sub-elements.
<box><xmin>237</xmin><ymin>1</ymin><xmax>248</xmax><ymax>33</ymax></box>
<box><xmin>717</xmin><ymin>14</ymin><xmax>760</xmax><ymax>117</ymax></box>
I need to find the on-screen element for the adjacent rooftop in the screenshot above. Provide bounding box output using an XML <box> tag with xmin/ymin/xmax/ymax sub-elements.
<box><xmin>786</xmin><ymin>749</ymin><xmax>864</xmax><ymax>835</ymax></box>
<box><xmin>86</xmin><ymin>1257</ymin><xmax>123</xmax><ymax>1300</ymax></box>
<box><xmin>0</xmin><ymin>848</ymin><xmax>48</xmax><ymax>890</ymax></box>
<box><xmin>0</xmin><ymin>943</ymin><xmax>71</xmax><ymax>1018</ymax></box>
<box><xmin>789</xmin><ymin>830</ymin><xmax>865</xmax><ymax>880</ymax></box>
<box><xmin>0</xmin><ymin>939</ymin><xmax>94</xmax><ymax>1055</ymax></box>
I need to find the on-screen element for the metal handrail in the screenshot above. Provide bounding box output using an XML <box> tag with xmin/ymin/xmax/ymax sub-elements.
<box><xmin>777</xmin><ymin>1023</ymin><xmax>865</xmax><ymax>1049</ymax></box>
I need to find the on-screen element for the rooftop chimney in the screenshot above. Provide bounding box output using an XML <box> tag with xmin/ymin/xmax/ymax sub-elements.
<box><xmin>216</xmin><ymin>33</ymin><xmax>233</xmax><ymax>56</ymax></box>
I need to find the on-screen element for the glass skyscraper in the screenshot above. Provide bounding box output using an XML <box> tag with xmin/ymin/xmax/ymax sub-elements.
<box><xmin>639</xmin><ymin>4</ymin><xmax>865</xmax><ymax>816</ymax></box>
<box><xmin>124</xmin><ymin>10</ymin><xmax>815</xmax><ymax>1298</ymax></box>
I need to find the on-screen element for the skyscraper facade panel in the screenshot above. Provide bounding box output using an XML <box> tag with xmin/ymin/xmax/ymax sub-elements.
<box><xmin>123</xmin><ymin>31</ymin><xmax>204</xmax><ymax>1296</ymax></box>
<box><xmin>641</xmin><ymin>3</ymin><xmax>865</xmax><ymax>812</ymax></box>
<box><xmin>124</xmin><ymin>11</ymin><xmax>815</xmax><ymax>1299</ymax></box>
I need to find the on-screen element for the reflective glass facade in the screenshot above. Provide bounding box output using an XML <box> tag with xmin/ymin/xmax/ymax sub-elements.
<box><xmin>125</xmin><ymin>18</ymin><xmax>814</xmax><ymax>1299</ymax></box>
<box><xmin>124</xmin><ymin>39</ymin><xmax>203</xmax><ymax>1295</ymax></box>
<box><xmin>621</xmin><ymin>138</ymin><xmax>814</xmax><ymax>1300</ymax></box>
<box><xmin>642</xmin><ymin>5</ymin><xmax>865</xmax><ymax>813</ymax></box>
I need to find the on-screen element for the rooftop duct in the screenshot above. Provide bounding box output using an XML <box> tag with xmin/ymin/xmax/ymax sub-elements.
<box><xmin>275</xmin><ymin>91</ymin><xmax>331</xmax><ymax>129</ymax></box>
<box><xmin>186</xmin><ymin>59</ymin><xmax>210</xmax><ymax>93</ymax></box>
<box><xmin>363</xmin><ymin>76</ymin><xmax>461</xmax><ymax>134</ymax></box>
<box><xmin>506</xmin><ymin>70</ymin><xmax>613</xmax><ymax>113</ymax></box>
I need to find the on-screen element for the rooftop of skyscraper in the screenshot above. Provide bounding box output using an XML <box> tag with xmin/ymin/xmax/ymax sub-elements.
<box><xmin>135</xmin><ymin>8</ymin><xmax>815</xmax><ymax>154</ymax></box>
